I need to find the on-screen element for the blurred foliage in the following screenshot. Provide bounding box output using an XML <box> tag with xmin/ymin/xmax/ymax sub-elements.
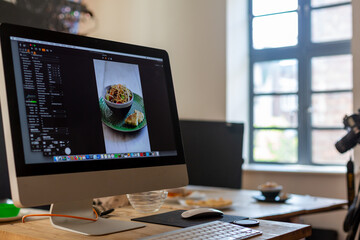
<box><xmin>0</xmin><ymin>0</ymin><xmax>94</xmax><ymax>34</ymax></box>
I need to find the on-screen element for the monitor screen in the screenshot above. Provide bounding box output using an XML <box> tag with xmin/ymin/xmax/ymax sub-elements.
<box><xmin>0</xmin><ymin>23</ymin><xmax>187</xmax><ymax>235</ymax></box>
<box><xmin>1</xmin><ymin>24</ymin><xmax>185</xmax><ymax>176</ymax></box>
<box><xmin>10</xmin><ymin>35</ymin><xmax>178</xmax><ymax>165</ymax></box>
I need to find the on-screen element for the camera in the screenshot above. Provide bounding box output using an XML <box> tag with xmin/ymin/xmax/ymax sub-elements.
<box><xmin>335</xmin><ymin>109</ymin><xmax>360</xmax><ymax>154</ymax></box>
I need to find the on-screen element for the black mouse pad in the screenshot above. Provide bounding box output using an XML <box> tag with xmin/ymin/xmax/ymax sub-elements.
<box><xmin>131</xmin><ymin>210</ymin><xmax>249</xmax><ymax>228</ymax></box>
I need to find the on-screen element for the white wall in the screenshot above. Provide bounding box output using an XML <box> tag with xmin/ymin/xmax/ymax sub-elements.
<box><xmin>83</xmin><ymin>0</ymin><xmax>227</xmax><ymax>121</ymax></box>
<box><xmin>82</xmin><ymin>1</ymin><xmax>354</xmax><ymax>238</ymax></box>
<box><xmin>352</xmin><ymin>0</ymin><xmax>360</xmax><ymax>173</ymax></box>
<box><xmin>226</xmin><ymin>0</ymin><xmax>250</xmax><ymax>160</ymax></box>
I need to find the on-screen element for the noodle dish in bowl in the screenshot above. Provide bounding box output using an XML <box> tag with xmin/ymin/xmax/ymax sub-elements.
<box><xmin>104</xmin><ymin>84</ymin><xmax>133</xmax><ymax>109</ymax></box>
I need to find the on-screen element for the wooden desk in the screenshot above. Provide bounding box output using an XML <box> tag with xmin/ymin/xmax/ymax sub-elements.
<box><xmin>164</xmin><ymin>186</ymin><xmax>347</xmax><ymax>221</ymax></box>
<box><xmin>1</xmin><ymin>186</ymin><xmax>344</xmax><ymax>239</ymax></box>
<box><xmin>0</xmin><ymin>207</ymin><xmax>311</xmax><ymax>240</ymax></box>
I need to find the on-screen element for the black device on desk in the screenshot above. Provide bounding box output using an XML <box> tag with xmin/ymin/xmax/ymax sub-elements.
<box><xmin>180</xmin><ymin>120</ymin><xmax>244</xmax><ymax>189</ymax></box>
<box><xmin>335</xmin><ymin>110</ymin><xmax>360</xmax><ymax>240</ymax></box>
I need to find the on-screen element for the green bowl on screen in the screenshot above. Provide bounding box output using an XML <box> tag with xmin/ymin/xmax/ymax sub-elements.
<box><xmin>0</xmin><ymin>203</ymin><xmax>20</xmax><ymax>218</ymax></box>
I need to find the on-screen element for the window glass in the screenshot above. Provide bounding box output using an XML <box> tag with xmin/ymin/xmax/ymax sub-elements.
<box><xmin>312</xmin><ymin>55</ymin><xmax>352</xmax><ymax>91</ymax></box>
<box><xmin>311</xmin><ymin>5</ymin><xmax>352</xmax><ymax>42</ymax></box>
<box><xmin>249</xmin><ymin>0</ymin><xmax>352</xmax><ymax>166</ymax></box>
<box><xmin>252</xmin><ymin>0</ymin><xmax>298</xmax><ymax>16</ymax></box>
<box><xmin>253</xmin><ymin>12</ymin><xmax>298</xmax><ymax>49</ymax></box>
<box><xmin>311</xmin><ymin>0</ymin><xmax>351</xmax><ymax>7</ymax></box>
<box><xmin>311</xmin><ymin>92</ymin><xmax>352</xmax><ymax>127</ymax></box>
<box><xmin>254</xmin><ymin>59</ymin><xmax>298</xmax><ymax>94</ymax></box>
<box><xmin>254</xmin><ymin>95</ymin><xmax>298</xmax><ymax>128</ymax></box>
<box><xmin>254</xmin><ymin>129</ymin><xmax>298</xmax><ymax>163</ymax></box>
<box><xmin>312</xmin><ymin>129</ymin><xmax>350</xmax><ymax>164</ymax></box>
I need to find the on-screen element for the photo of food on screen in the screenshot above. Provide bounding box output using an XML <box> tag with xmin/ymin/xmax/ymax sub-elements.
<box><xmin>93</xmin><ymin>59</ymin><xmax>151</xmax><ymax>154</ymax></box>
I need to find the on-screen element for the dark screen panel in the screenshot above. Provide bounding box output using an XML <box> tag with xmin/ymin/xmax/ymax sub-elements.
<box><xmin>180</xmin><ymin>120</ymin><xmax>244</xmax><ymax>189</ymax></box>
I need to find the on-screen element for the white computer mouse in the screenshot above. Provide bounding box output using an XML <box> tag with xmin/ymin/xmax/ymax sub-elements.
<box><xmin>181</xmin><ymin>208</ymin><xmax>224</xmax><ymax>219</ymax></box>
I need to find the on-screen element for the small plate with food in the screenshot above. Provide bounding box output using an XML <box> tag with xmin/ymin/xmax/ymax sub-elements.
<box><xmin>99</xmin><ymin>86</ymin><xmax>146</xmax><ymax>132</ymax></box>
<box><xmin>179</xmin><ymin>198</ymin><xmax>233</xmax><ymax>210</ymax></box>
<box><xmin>166</xmin><ymin>190</ymin><xmax>206</xmax><ymax>202</ymax></box>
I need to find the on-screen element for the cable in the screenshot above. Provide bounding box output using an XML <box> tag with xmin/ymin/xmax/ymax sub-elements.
<box><xmin>22</xmin><ymin>208</ymin><xmax>98</xmax><ymax>223</ymax></box>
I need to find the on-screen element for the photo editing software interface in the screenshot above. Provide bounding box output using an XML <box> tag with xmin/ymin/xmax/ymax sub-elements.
<box><xmin>10</xmin><ymin>36</ymin><xmax>178</xmax><ymax>165</ymax></box>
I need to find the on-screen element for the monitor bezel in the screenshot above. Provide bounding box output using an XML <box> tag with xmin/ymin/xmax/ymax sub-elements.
<box><xmin>0</xmin><ymin>23</ymin><xmax>185</xmax><ymax>177</ymax></box>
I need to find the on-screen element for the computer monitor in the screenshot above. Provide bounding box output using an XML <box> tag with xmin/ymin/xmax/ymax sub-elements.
<box><xmin>180</xmin><ymin>120</ymin><xmax>244</xmax><ymax>189</ymax></box>
<box><xmin>0</xmin><ymin>23</ymin><xmax>188</xmax><ymax>235</ymax></box>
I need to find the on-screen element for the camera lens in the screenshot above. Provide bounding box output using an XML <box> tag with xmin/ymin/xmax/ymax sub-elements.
<box><xmin>335</xmin><ymin>131</ymin><xmax>359</xmax><ymax>153</ymax></box>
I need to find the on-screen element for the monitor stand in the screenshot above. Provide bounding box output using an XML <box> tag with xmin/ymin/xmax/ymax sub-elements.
<box><xmin>50</xmin><ymin>199</ymin><xmax>145</xmax><ymax>235</ymax></box>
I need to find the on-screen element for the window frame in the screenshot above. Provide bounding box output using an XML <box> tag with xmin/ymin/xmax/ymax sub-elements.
<box><xmin>248</xmin><ymin>0</ymin><xmax>352</xmax><ymax>165</ymax></box>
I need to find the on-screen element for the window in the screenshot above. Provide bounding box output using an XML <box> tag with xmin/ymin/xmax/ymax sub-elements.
<box><xmin>249</xmin><ymin>0</ymin><xmax>352</xmax><ymax>165</ymax></box>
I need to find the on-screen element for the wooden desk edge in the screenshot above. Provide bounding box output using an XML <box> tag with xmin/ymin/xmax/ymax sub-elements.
<box><xmin>257</xmin><ymin>220</ymin><xmax>312</xmax><ymax>240</ymax></box>
<box><xmin>0</xmin><ymin>215</ymin><xmax>312</xmax><ymax>240</ymax></box>
<box><xmin>261</xmin><ymin>204</ymin><xmax>347</xmax><ymax>221</ymax></box>
<box><xmin>304</xmin><ymin>204</ymin><xmax>347</xmax><ymax>215</ymax></box>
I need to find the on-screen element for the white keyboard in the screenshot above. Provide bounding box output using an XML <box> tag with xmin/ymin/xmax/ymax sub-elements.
<box><xmin>141</xmin><ymin>220</ymin><xmax>262</xmax><ymax>240</ymax></box>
